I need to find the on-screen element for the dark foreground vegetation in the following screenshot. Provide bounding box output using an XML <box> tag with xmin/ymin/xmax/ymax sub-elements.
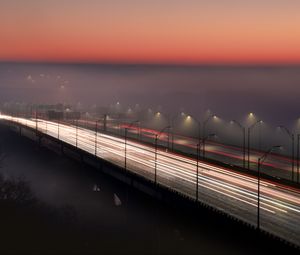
<box><xmin>0</xmin><ymin>172</ymin><xmax>79</xmax><ymax>254</ymax></box>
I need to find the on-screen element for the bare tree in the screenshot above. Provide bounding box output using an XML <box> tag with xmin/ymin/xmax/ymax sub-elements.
<box><xmin>0</xmin><ymin>146</ymin><xmax>36</xmax><ymax>205</ymax></box>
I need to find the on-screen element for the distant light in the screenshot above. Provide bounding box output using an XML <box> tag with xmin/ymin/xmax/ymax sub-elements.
<box><xmin>213</xmin><ymin>115</ymin><xmax>217</xmax><ymax>119</ymax></box>
<box><xmin>187</xmin><ymin>115</ymin><xmax>191</xmax><ymax>120</ymax></box>
<box><xmin>249</xmin><ymin>112</ymin><xmax>254</xmax><ymax>117</ymax></box>
<box><xmin>116</xmin><ymin>102</ymin><xmax>120</xmax><ymax>105</ymax></box>
<box><xmin>156</xmin><ymin>112</ymin><xmax>161</xmax><ymax>116</ymax></box>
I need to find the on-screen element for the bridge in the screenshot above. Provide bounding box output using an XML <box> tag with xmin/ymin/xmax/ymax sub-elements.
<box><xmin>0</xmin><ymin>113</ymin><xmax>300</xmax><ymax>248</ymax></box>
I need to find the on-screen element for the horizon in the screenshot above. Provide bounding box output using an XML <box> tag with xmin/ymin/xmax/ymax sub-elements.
<box><xmin>2</xmin><ymin>60</ymin><xmax>300</xmax><ymax>68</ymax></box>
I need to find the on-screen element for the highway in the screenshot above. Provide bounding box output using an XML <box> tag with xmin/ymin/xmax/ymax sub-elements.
<box><xmin>79</xmin><ymin>119</ymin><xmax>296</xmax><ymax>181</ymax></box>
<box><xmin>1</xmin><ymin>114</ymin><xmax>300</xmax><ymax>247</ymax></box>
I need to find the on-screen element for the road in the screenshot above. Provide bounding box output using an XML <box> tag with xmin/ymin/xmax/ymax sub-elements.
<box><xmin>76</xmin><ymin>119</ymin><xmax>297</xmax><ymax>182</ymax></box>
<box><xmin>1</xmin><ymin>114</ymin><xmax>300</xmax><ymax>247</ymax></box>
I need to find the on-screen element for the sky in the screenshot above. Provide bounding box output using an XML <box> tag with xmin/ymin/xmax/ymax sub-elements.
<box><xmin>1</xmin><ymin>0</ymin><xmax>300</xmax><ymax>64</ymax></box>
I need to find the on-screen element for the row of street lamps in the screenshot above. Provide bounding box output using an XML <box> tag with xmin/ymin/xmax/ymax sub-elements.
<box><xmin>155</xmin><ymin>111</ymin><xmax>299</xmax><ymax>182</ymax></box>
<box><xmin>89</xmin><ymin>111</ymin><xmax>299</xmax><ymax>183</ymax></box>
<box><xmin>30</xmin><ymin>108</ymin><xmax>300</xmax><ymax>183</ymax></box>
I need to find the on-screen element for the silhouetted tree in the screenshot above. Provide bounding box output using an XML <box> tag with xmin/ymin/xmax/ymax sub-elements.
<box><xmin>0</xmin><ymin>148</ymin><xmax>79</xmax><ymax>254</ymax></box>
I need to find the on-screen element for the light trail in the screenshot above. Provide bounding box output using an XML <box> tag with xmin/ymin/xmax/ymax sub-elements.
<box><xmin>1</xmin><ymin>114</ymin><xmax>300</xmax><ymax>246</ymax></box>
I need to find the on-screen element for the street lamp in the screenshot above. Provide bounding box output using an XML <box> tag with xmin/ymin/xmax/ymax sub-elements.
<box><xmin>84</xmin><ymin>112</ymin><xmax>89</xmax><ymax>128</ymax></box>
<box><xmin>278</xmin><ymin>125</ymin><xmax>295</xmax><ymax>181</ymax></box>
<box><xmin>154</xmin><ymin>111</ymin><xmax>171</xmax><ymax>150</ymax></box>
<box><xmin>154</xmin><ymin>126</ymin><xmax>171</xmax><ymax>184</ymax></box>
<box><xmin>45</xmin><ymin>116</ymin><xmax>48</xmax><ymax>134</ymax></box>
<box><xmin>95</xmin><ymin>114</ymin><xmax>109</xmax><ymax>156</ymax></box>
<box><xmin>57</xmin><ymin>119</ymin><xmax>60</xmax><ymax>140</ymax></box>
<box><xmin>202</xmin><ymin>114</ymin><xmax>217</xmax><ymax>157</ymax></box>
<box><xmin>170</xmin><ymin>112</ymin><xmax>186</xmax><ymax>151</ymax></box>
<box><xmin>75</xmin><ymin>119</ymin><xmax>78</xmax><ymax>148</ymax></box>
<box><xmin>201</xmin><ymin>133</ymin><xmax>216</xmax><ymax>159</ymax></box>
<box><xmin>231</xmin><ymin>120</ymin><xmax>246</xmax><ymax>168</ymax></box>
<box><xmin>248</xmin><ymin>120</ymin><xmax>262</xmax><ymax>170</ymax></box>
<box><xmin>103</xmin><ymin>114</ymin><xmax>108</xmax><ymax>132</ymax></box>
<box><xmin>35</xmin><ymin>110</ymin><xmax>38</xmax><ymax>133</ymax></box>
<box><xmin>131</xmin><ymin>120</ymin><xmax>141</xmax><ymax>140</ymax></box>
<box><xmin>184</xmin><ymin>114</ymin><xmax>201</xmax><ymax>152</ymax></box>
<box><xmin>124</xmin><ymin>120</ymin><xmax>140</xmax><ymax>171</ymax></box>
<box><xmin>203</xmin><ymin>114</ymin><xmax>217</xmax><ymax>138</ymax></box>
<box><xmin>95</xmin><ymin>119</ymin><xmax>102</xmax><ymax>157</ymax></box>
<box><xmin>196</xmin><ymin>142</ymin><xmax>200</xmax><ymax>201</ymax></box>
<box><xmin>297</xmin><ymin>134</ymin><xmax>300</xmax><ymax>183</ymax></box>
<box><xmin>257</xmin><ymin>145</ymin><xmax>281</xmax><ymax>230</ymax></box>
<box><xmin>195</xmin><ymin>133</ymin><xmax>215</xmax><ymax>201</ymax></box>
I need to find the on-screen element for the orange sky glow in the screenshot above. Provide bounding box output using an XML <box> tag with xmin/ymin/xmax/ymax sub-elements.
<box><xmin>1</xmin><ymin>0</ymin><xmax>300</xmax><ymax>64</ymax></box>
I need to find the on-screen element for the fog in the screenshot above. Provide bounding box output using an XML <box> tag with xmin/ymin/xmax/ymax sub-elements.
<box><xmin>1</xmin><ymin>62</ymin><xmax>300</xmax><ymax>127</ymax></box>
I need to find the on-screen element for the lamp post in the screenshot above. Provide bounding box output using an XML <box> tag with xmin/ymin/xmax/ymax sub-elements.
<box><xmin>75</xmin><ymin>119</ymin><xmax>78</xmax><ymax>148</ymax></box>
<box><xmin>248</xmin><ymin>120</ymin><xmax>262</xmax><ymax>170</ymax></box>
<box><xmin>196</xmin><ymin>143</ymin><xmax>200</xmax><ymax>201</ymax></box>
<box><xmin>57</xmin><ymin>119</ymin><xmax>60</xmax><ymax>140</ymax></box>
<box><xmin>257</xmin><ymin>145</ymin><xmax>281</xmax><ymax>230</ymax></box>
<box><xmin>195</xmin><ymin>133</ymin><xmax>215</xmax><ymax>201</ymax></box>
<box><xmin>201</xmin><ymin>133</ymin><xmax>216</xmax><ymax>159</ymax></box>
<box><xmin>297</xmin><ymin>134</ymin><xmax>300</xmax><ymax>183</ymax></box>
<box><xmin>154</xmin><ymin>126</ymin><xmax>171</xmax><ymax>184</ymax></box>
<box><xmin>96</xmin><ymin>114</ymin><xmax>108</xmax><ymax>133</ymax></box>
<box><xmin>184</xmin><ymin>114</ymin><xmax>201</xmax><ymax>153</ymax></box>
<box><xmin>35</xmin><ymin>110</ymin><xmax>38</xmax><ymax>133</ymax></box>
<box><xmin>170</xmin><ymin>113</ymin><xmax>186</xmax><ymax>151</ymax></box>
<box><xmin>124</xmin><ymin>120</ymin><xmax>140</xmax><ymax>171</ymax></box>
<box><xmin>94</xmin><ymin>114</ymin><xmax>108</xmax><ymax>153</ymax></box>
<box><xmin>278</xmin><ymin>125</ymin><xmax>295</xmax><ymax>182</ymax></box>
<box><xmin>231</xmin><ymin>120</ymin><xmax>246</xmax><ymax>169</ymax></box>
<box><xmin>202</xmin><ymin>114</ymin><xmax>217</xmax><ymax>158</ymax></box>
<box><xmin>134</xmin><ymin>121</ymin><xmax>141</xmax><ymax>140</ymax></box>
<box><xmin>154</xmin><ymin>112</ymin><xmax>171</xmax><ymax>150</ymax></box>
<box><xmin>45</xmin><ymin>117</ymin><xmax>48</xmax><ymax>134</ymax></box>
<box><xmin>103</xmin><ymin>114</ymin><xmax>107</xmax><ymax>132</ymax></box>
<box><xmin>95</xmin><ymin>119</ymin><xmax>102</xmax><ymax>157</ymax></box>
